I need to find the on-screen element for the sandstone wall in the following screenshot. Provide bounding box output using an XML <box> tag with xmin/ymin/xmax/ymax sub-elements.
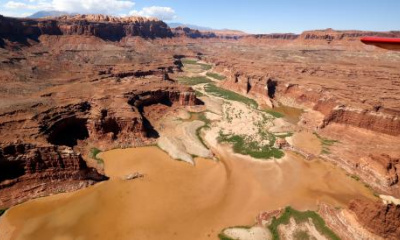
<box><xmin>322</xmin><ymin>107</ymin><xmax>400</xmax><ymax>136</ymax></box>
<box><xmin>349</xmin><ymin>199</ymin><xmax>400</xmax><ymax>240</ymax></box>
<box><xmin>0</xmin><ymin>14</ymin><xmax>173</xmax><ymax>45</ymax></box>
<box><xmin>0</xmin><ymin>58</ymin><xmax>199</xmax><ymax>208</ymax></box>
<box><xmin>210</xmin><ymin>63</ymin><xmax>400</xmax><ymax>136</ymax></box>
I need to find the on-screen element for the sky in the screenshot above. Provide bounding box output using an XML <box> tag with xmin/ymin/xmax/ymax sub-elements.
<box><xmin>0</xmin><ymin>0</ymin><xmax>399</xmax><ymax>33</ymax></box>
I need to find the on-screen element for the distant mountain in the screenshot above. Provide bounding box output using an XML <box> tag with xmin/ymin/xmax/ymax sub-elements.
<box><xmin>167</xmin><ymin>22</ymin><xmax>248</xmax><ymax>36</ymax></box>
<box><xmin>167</xmin><ymin>22</ymin><xmax>213</xmax><ymax>31</ymax></box>
<box><xmin>28</xmin><ymin>11</ymin><xmax>70</xmax><ymax>18</ymax></box>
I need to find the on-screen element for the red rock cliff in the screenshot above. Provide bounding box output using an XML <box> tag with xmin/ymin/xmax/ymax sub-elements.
<box><xmin>300</xmin><ymin>29</ymin><xmax>400</xmax><ymax>42</ymax></box>
<box><xmin>0</xmin><ymin>14</ymin><xmax>173</xmax><ymax>45</ymax></box>
<box><xmin>349</xmin><ymin>199</ymin><xmax>400</xmax><ymax>240</ymax></box>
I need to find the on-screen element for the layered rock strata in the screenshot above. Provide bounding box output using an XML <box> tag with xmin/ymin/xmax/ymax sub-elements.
<box><xmin>192</xmin><ymin>39</ymin><xmax>400</xmax><ymax>197</ymax></box>
<box><xmin>349</xmin><ymin>199</ymin><xmax>400</xmax><ymax>240</ymax></box>
<box><xmin>0</xmin><ymin>14</ymin><xmax>172</xmax><ymax>46</ymax></box>
<box><xmin>0</xmin><ymin>21</ymin><xmax>201</xmax><ymax>207</ymax></box>
<box><xmin>0</xmin><ymin>75</ymin><xmax>198</xmax><ymax>208</ymax></box>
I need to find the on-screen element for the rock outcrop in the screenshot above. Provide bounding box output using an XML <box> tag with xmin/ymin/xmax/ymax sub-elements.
<box><xmin>318</xmin><ymin>203</ymin><xmax>383</xmax><ymax>240</ymax></box>
<box><xmin>240</xmin><ymin>29</ymin><xmax>400</xmax><ymax>45</ymax></box>
<box><xmin>322</xmin><ymin>106</ymin><xmax>400</xmax><ymax>136</ymax></box>
<box><xmin>0</xmin><ymin>14</ymin><xmax>172</xmax><ymax>46</ymax></box>
<box><xmin>191</xmin><ymin>36</ymin><xmax>400</xmax><ymax>197</ymax></box>
<box><xmin>241</xmin><ymin>33</ymin><xmax>299</xmax><ymax>43</ymax></box>
<box><xmin>349</xmin><ymin>199</ymin><xmax>400</xmax><ymax>240</ymax></box>
<box><xmin>172</xmin><ymin>27</ymin><xmax>217</xmax><ymax>39</ymax></box>
<box><xmin>175</xmin><ymin>29</ymin><xmax>400</xmax><ymax>43</ymax></box>
<box><xmin>353</xmin><ymin>154</ymin><xmax>400</xmax><ymax>189</ymax></box>
<box><xmin>0</xmin><ymin>144</ymin><xmax>107</xmax><ymax>207</ymax></box>
<box><xmin>0</xmin><ymin>76</ymin><xmax>198</xmax><ymax>208</ymax></box>
<box><xmin>0</xmin><ymin>24</ymin><xmax>202</xmax><ymax>208</ymax></box>
<box><xmin>214</xmin><ymin>69</ymin><xmax>400</xmax><ymax>136</ymax></box>
<box><xmin>300</xmin><ymin>29</ymin><xmax>400</xmax><ymax>42</ymax></box>
<box><xmin>2</xmin><ymin>14</ymin><xmax>400</xmax><ymax>47</ymax></box>
<box><xmin>201</xmin><ymin>39</ymin><xmax>400</xmax><ymax>136</ymax></box>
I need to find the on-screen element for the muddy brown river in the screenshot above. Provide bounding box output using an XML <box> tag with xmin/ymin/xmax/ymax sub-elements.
<box><xmin>0</xmin><ymin>146</ymin><xmax>374</xmax><ymax>240</ymax></box>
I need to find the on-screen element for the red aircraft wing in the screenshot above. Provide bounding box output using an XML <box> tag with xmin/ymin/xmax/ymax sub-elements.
<box><xmin>361</xmin><ymin>37</ymin><xmax>400</xmax><ymax>51</ymax></box>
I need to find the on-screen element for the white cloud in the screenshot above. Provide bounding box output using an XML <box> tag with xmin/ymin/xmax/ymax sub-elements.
<box><xmin>2</xmin><ymin>1</ymin><xmax>177</xmax><ymax>20</ymax></box>
<box><xmin>130</xmin><ymin>6</ymin><xmax>176</xmax><ymax>21</ymax></box>
<box><xmin>5</xmin><ymin>1</ymin><xmax>30</xmax><ymax>9</ymax></box>
<box><xmin>5</xmin><ymin>0</ymin><xmax>51</xmax><ymax>10</ymax></box>
<box><xmin>52</xmin><ymin>0</ymin><xmax>135</xmax><ymax>14</ymax></box>
<box><xmin>3</xmin><ymin>0</ymin><xmax>135</xmax><ymax>15</ymax></box>
<box><xmin>0</xmin><ymin>9</ymin><xmax>30</xmax><ymax>17</ymax></box>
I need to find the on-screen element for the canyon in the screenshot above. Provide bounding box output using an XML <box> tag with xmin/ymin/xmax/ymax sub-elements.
<box><xmin>0</xmin><ymin>14</ymin><xmax>399</xmax><ymax>240</ymax></box>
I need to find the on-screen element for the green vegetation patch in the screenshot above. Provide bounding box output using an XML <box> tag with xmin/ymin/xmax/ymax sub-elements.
<box><xmin>275</xmin><ymin>132</ymin><xmax>294</xmax><ymax>138</ymax></box>
<box><xmin>198</xmin><ymin>63</ymin><xmax>213</xmax><ymax>70</ymax></box>
<box><xmin>218</xmin><ymin>132</ymin><xmax>284</xmax><ymax>159</ymax></box>
<box><xmin>350</xmin><ymin>174</ymin><xmax>360</xmax><ymax>181</ymax></box>
<box><xmin>313</xmin><ymin>132</ymin><xmax>339</xmax><ymax>155</ymax></box>
<box><xmin>205</xmin><ymin>84</ymin><xmax>258</xmax><ymax>108</ymax></box>
<box><xmin>177</xmin><ymin>76</ymin><xmax>212</xmax><ymax>86</ymax></box>
<box><xmin>206</xmin><ymin>72</ymin><xmax>226</xmax><ymax>80</ymax></box>
<box><xmin>90</xmin><ymin>147</ymin><xmax>104</xmax><ymax>164</ymax></box>
<box><xmin>264</xmin><ymin>110</ymin><xmax>285</xmax><ymax>118</ymax></box>
<box><xmin>198</xmin><ymin>112</ymin><xmax>212</xmax><ymax>126</ymax></box>
<box><xmin>314</xmin><ymin>133</ymin><xmax>339</xmax><ymax>146</ymax></box>
<box><xmin>294</xmin><ymin>230</ymin><xmax>313</xmax><ymax>240</ymax></box>
<box><xmin>196</xmin><ymin>112</ymin><xmax>212</xmax><ymax>149</ymax></box>
<box><xmin>182</xmin><ymin>58</ymin><xmax>213</xmax><ymax>70</ymax></box>
<box><xmin>218</xmin><ymin>233</ymin><xmax>235</xmax><ymax>240</ymax></box>
<box><xmin>195</xmin><ymin>90</ymin><xmax>205</xmax><ymax>97</ymax></box>
<box><xmin>268</xmin><ymin>207</ymin><xmax>340</xmax><ymax>240</ymax></box>
<box><xmin>181</xmin><ymin>58</ymin><xmax>199</xmax><ymax>64</ymax></box>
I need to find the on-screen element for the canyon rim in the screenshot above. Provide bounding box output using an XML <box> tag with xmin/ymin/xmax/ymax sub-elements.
<box><xmin>0</xmin><ymin>5</ymin><xmax>400</xmax><ymax>240</ymax></box>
